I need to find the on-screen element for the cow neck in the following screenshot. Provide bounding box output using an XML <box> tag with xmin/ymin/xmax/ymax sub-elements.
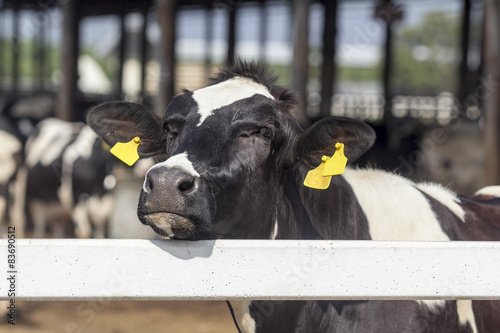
<box><xmin>277</xmin><ymin>165</ymin><xmax>371</xmax><ymax>241</ymax></box>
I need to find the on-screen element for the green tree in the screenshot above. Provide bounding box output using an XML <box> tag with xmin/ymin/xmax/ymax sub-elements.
<box><xmin>392</xmin><ymin>11</ymin><xmax>460</xmax><ymax>95</ymax></box>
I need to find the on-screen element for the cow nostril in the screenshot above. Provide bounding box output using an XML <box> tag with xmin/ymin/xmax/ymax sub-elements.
<box><xmin>145</xmin><ymin>178</ymin><xmax>153</xmax><ymax>192</ymax></box>
<box><xmin>178</xmin><ymin>177</ymin><xmax>196</xmax><ymax>193</ymax></box>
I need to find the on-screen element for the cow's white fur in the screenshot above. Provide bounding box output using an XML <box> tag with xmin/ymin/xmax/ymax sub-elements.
<box><xmin>344</xmin><ymin>169</ymin><xmax>478</xmax><ymax>328</ymax></box>
<box><xmin>193</xmin><ymin>76</ymin><xmax>274</xmax><ymax>126</ymax></box>
<box><xmin>143</xmin><ymin>153</ymin><xmax>199</xmax><ymax>193</ymax></box>
<box><xmin>230</xmin><ymin>300</ymin><xmax>257</xmax><ymax>333</ymax></box>
<box><xmin>58</xmin><ymin>126</ymin><xmax>99</xmax><ymax>210</ymax></box>
<box><xmin>270</xmin><ymin>217</ymin><xmax>279</xmax><ymax>240</ymax></box>
<box><xmin>72</xmin><ymin>200</ymin><xmax>92</xmax><ymax>239</ymax></box>
<box><xmin>0</xmin><ymin>131</ymin><xmax>22</xmax><ymax>183</ymax></box>
<box><xmin>417</xmin><ymin>300</ymin><xmax>446</xmax><ymax>312</ymax></box>
<box><xmin>457</xmin><ymin>300</ymin><xmax>478</xmax><ymax>333</ymax></box>
<box><xmin>10</xmin><ymin>166</ymin><xmax>27</xmax><ymax>237</ymax></box>
<box><xmin>342</xmin><ymin>169</ymin><xmax>451</xmax><ymax>241</ymax></box>
<box><xmin>25</xmin><ymin>118</ymin><xmax>78</xmax><ymax>168</ymax></box>
<box><xmin>416</xmin><ymin>182</ymin><xmax>465</xmax><ymax>222</ymax></box>
<box><xmin>474</xmin><ymin>185</ymin><xmax>500</xmax><ymax>198</ymax></box>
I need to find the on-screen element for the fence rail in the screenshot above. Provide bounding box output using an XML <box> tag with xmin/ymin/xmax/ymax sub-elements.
<box><xmin>1</xmin><ymin>239</ymin><xmax>500</xmax><ymax>301</ymax></box>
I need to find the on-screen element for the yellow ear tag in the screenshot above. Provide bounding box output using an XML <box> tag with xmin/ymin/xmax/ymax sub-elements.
<box><xmin>323</xmin><ymin>143</ymin><xmax>348</xmax><ymax>176</ymax></box>
<box><xmin>303</xmin><ymin>143</ymin><xmax>348</xmax><ymax>190</ymax></box>
<box><xmin>303</xmin><ymin>156</ymin><xmax>332</xmax><ymax>190</ymax></box>
<box><xmin>110</xmin><ymin>137</ymin><xmax>141</xmax><ymax>166</ymax></box>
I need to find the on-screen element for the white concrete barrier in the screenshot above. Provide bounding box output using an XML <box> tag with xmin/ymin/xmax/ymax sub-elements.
<box><xmin>1</xmin><ymin>239</ymin><xmax>500</xmax><ymax>301</ymax></box>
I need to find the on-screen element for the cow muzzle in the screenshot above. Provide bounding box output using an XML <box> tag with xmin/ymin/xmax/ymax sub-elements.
<box><xmin>138</xmin><ymin>166</ymin><xmax>208</xmax><ymax>239</ymax></box>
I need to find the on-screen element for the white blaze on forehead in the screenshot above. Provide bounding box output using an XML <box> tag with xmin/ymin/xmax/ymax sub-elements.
<box><xmin>192</xmin><ymin>76</ymin><xmax>275</xmax><ymax>126</ymax></box>
<box><xmin>143</xmin><ymin>152</ymin><xmax>199</xmax><ymax>192</ymax></box>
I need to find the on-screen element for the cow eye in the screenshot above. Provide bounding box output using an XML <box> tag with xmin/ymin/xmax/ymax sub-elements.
<box><xmin>259</xmin><ymin>127</ymin><xmax>273</xmax><ymax>140</ymax></box>
<box><xmin>163</xmin><ymin>123</ymin><xmax>171</xmax><ymax>133</ymax></box>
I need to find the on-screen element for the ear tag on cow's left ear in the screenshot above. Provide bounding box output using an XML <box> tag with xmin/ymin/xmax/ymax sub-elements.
<box><xmin>110</xmin><ymin>137</ymin><xmax>141</xmax><ymax>166</ymax></box>
<box><xmin>323</xmin><ymin>143</ymin><xmax>347</xmax><ymax>176</ymax></box>
<box><xmin>303</xmin><ymin>156</ymin><xmax>332</xmax><ymax>190</ymax></box>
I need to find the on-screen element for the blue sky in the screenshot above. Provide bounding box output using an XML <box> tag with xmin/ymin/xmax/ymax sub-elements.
<box><xmin>0</xmin><ymin>0</ymin><xmax>464</xmax><ymax>66</ymax></box>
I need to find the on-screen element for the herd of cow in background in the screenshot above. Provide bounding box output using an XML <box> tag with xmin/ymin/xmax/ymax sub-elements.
<box><xmin>0</xmin><ymin>92</ymin><xmax>490</xmax><ymax>239</ymax></box>
<box><xmin>0</xmin><ymin>94</ymin><xmax>119</xmax><ymax>238</ymax></box>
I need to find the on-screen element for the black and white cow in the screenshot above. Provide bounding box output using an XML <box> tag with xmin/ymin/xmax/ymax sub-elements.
<box><xmin>0</xmin><ymin>127</ymin><xmax>24</xmax><ymax>233</ymax></box>
<box><xmin>87</xmin><ymin>61</ymin><xmax>500</xmax><ymax>333</ymax></box>
<box><xmin>23</xmin><ymin>118</ymin><xmax>115</xmax><ymax>238</ymax></box>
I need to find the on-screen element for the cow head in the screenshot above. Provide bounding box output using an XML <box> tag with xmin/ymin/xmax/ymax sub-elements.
<box><xmin>87</xmin><ymin>61</ymin><xmax>375</xmax><ymax>240</ymax></box>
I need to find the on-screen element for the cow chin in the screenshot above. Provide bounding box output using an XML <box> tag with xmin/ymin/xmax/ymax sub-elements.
<box><xmin>139</xmin><ymin>212</ymin><xmax>197</xmax><ymax>239</ymax></box>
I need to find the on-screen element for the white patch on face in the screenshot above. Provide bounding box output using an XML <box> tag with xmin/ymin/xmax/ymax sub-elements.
<box><xmin>0</xmin><ymin>131</ymin><xmax>22</xmax><ymax>183</ymax></box>
<box><xmin>229</xmin><ymin>300</ymin><xmax>256</xmax><ymax>333</ymax></box>
<box><xmin>456</xmin><ymin>300</ymin><xmax>478</xmax><ymax>333</ymax></box>
<box><xmin>474</xmin><ymin>185</ymin><xmax>500</xmax><ymax>198</ymax></box>
<box><xmin>25</xmin><ymin>118</ymin><xmax>81</xmax><ymax>168</ymax></box>
<box><xmin>342</xmin><ymin>168</ymin><xmax>450</xmax><ymax>241</ymax></box>
<box><xmin>416</xmin><ymin>182</ymin><xmax>465</xmax><ymax>222</ymax></box>
<box><xmin>143</xmin><ymin>153</ymin><xmax>199</xmax><ymax>192</ymax></box>
<box><xmin>192</xmin><ymin>76</ymin><xmax>275</xmax><ymax>126</ymax></box>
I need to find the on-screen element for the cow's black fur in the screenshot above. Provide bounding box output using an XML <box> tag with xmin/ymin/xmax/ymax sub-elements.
<box><xmin>87</xmin><ymin>60</ymin><xmax>500</xmax><ymax>333</ymax></box>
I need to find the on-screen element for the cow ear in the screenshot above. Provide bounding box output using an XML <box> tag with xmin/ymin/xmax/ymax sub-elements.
<box><xmin>295</xmin><ymin>117</ymin><xmax>375</xmax><ymax>168</ymax></box>
<box><xmin>87</xmin><ymin>102</ymin><xmax>166</xmax><ymax>157</ymax></box>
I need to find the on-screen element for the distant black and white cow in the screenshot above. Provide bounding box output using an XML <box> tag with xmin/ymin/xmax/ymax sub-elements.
<box><xmin>0</xmin><ymin>127</ymin><xmax>24</xmax><ymax>233</ymax></box>
<box><xmin>87</xmin><ymin>62</ymin><xmax>500</xmax><ymax>333</ymax></box>
<box><xmin>24</xmin><ymin>118</ymin><xmax>115</xmax><ymax>238</ymax></box>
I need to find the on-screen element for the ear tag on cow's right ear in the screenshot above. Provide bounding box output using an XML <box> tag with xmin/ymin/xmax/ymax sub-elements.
<box><xmin>303</xmin><ymin>156</ymin><xmax>332</xmax><ymax>190</ymax></box>
<box><xmin>110</xmin><ymin>137</ymin><xmax>141</xmax><ymax>166</ymax></box>
<box><xmin>323</xmin><ymin>143</ymin><xmax>347</xmax><ymax>176</ymax></box>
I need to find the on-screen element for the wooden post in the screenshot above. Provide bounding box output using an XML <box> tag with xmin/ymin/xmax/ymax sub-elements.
<box><xmin>318</xmin><ymin>0</ymin><xmax>338</xmax><ymax>120</ymax></box>
<box><xmin>376</xmin><ymin>0</ymin><xmax>402</xmax><ymax>150</ymax></box>
<box><xmin>139</xmin><ymin>6</ymin><xmax>149</xmax><ymax>100</ymax></box>
<box><xmin>12</xmin><ymin>2</ymin><xmax>20</xmax><ymax>95</ymax></box>
<box><xmin>227</xmin><ymin>3</ymin><xmax>237</xmax><ymax>65</ymax></box>
<box><xmin>117</xmin><ymin>13</ymin><xmax>126</xmax><ymax>99</ymax></box>
<box><xmin>204</xmin><ymin>3</ymin><xmax>213</xmax><ymax>80</ymax></box>
<box><xmin>56</xmin><ymin>0</ymin><xmax>80</xmax><ymax>121</ymax></box>
<box><xmin>259</xmin><ymin>0</ymin><xmax>267</xmax><ymax>61</ymax></box>
<box><xmin>458</xmin><ymin>0</ymin><xmax>471</xmax><ymax>106</ymax></box>
<box><xmin>155</xmin><ymin>0</ymin><xmax>177</xmax><ymax>116</ymax></box>
<box><xmin>0</xmin><ymin>9</ymin><xmax>4</xmax><ymax>87</ymax></box>
<box><xmin>291</xmin><ymin>0</ymin><xmax>312</xmax><ymax>128</ymax></box>
<box><xmin>483</xmin><ymin>0</ymin><xmax>500</xmax><ymax>185</ymax></box>
<box><xmin>38</xmin><ymin>10</ymin><xmax>46</xmax><ymax>91</ymax></box>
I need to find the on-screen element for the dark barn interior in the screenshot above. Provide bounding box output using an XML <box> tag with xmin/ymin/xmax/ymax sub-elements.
<box><xmin>0</xmin><ymin>0</ymin><xmax>499</xmax><ymax>331</ymax></box>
